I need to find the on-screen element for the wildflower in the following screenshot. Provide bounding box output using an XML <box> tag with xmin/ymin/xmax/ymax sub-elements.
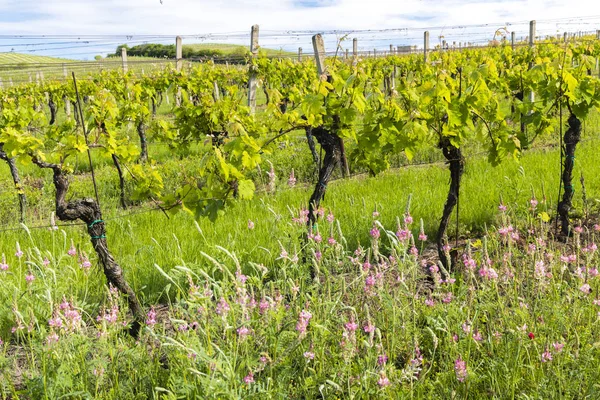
<box><xmin>315</xmin><ymin>251</ymin><xmax>322</xmax><ymax>262</ymax></box>
<box><xmin>236</xmin><ymin>269</ymin><xmax>248</xmax><ymax>284</ymax></box>
<box><xmin>287</xmin><ymin>169</ymin><xmax>296</xmax><ymax>187</ymax></box>
<box><xmin>327</xmin><ymin>212</ymin><xmax>334</xmax><ymax>223</ymax></box>
<box><xmin>15</xmin><ymin>242</ymin><xmax>23</xmax><ymax>258</ymax></box>
<box><xmin>243</xmin><ymin>372</ymin><xmax>254</xmax><ymax>384</ymax></box>
<box><xmin>216</xmin><ymin>298</ymin><xmax>230</xmax><ymax>316</ymax></box>
<box><xmin>25</xmin><ymin>273</ymin><xmax>35</xmax><ymax>284</ymax></box>
<box><xmin>454</xmin><ymin>357</ymin><xmax>467</xmax><ymax>382</ymax></box>
<box><xmin>42</xmin><ymin>258</ymin><xmax>50</xmax><ymax>267</ymax></box>
<box><xmin>377</xmin><ymin>354</ymin><xmax>388</xmax><ymax>366</ymax></box>
<box><xmin>528</xmin><ymin>332</ymin><xmax>535</xmax><ymax>340</ymax></box>
<box><xmin>580</xmin><ymin>283</ymin><xmax>592</xmax><ymax>294</ymax></box>
<box><xmin>247</xmin><ymin>220</ymin><xmax>255</xmax><ymax>230</ymax></box>
<box><xmin>46</xmin><ymin>332</ymin><xmax>59</xmax><ymax>345</ymax></box>
<box><xmin>345</xmin><ymin>320</ymin><xmax>358</xmax><ymax>332</ymax></box>
<box><xmin>370</xmin><ymin>226</ymin><xmax>380</xmax><ymax>240</ymax></box>
<box><xmin>304</xmin><ymin>351</ymin><xmax>315</xmax><ymax>360</ymax></box>
<box><xmin>530</xmin><ymin>198</ymin><xmax>538</xmax><ymax>209</ymax></box>
<box><xmin>0</xmin><ymin>254</ymin><xmax>8</xmax><ymax>271</ymax></box>
<box><xmin>404</xmin><ymin>213</ymin><xmax>413</xmax><ymax>225</ymax></box>
<box><xmin>364</xmin><ymin>323</ymin><xmax>376</xmax><ymax>333</ymax></box>
<box><xmin>425</xmin><ymin>298</ymin><xmax>435</xmax><ymax>307</ymax></box>
<box><xmin>146</xmin><ymin>307</ymin><xmax>157</xmax><ymax>326</ymax></box>
<box><xmin>377</xmin><ymin>373</ymin><xmax>391</xmax><ymax>387</ymax></box>
<box><xmin>418</xmin><ymin>219</ymin><xmax>427</xmax><ymax>241</ymax></box>
<box><xmin>541</xmin><ymin>349</ymin><xmax>553</xmax><ymax>362</ymax></box>
<box><xmin>267</xmin><ymin>162</ymin><xmax>276</xmax><ymax>193</ymax></box>
<box><xmin>574</xmin><ymin>226</ymin><xmax>583</xmax><ymax>234</ymax></box>
<box><xmin>296</xmin><ymin>310</ymin><xmax>312</xmax><ymax>336</ymax></box>
<box><xmin>312</xmin><ymin>233</ymin><xmax>322</xmax><ymax>243</ymax></box>
<box><xmin>462</xmin><ymin>321</ymin><xmax>471</xmax><ymax>334</ymax></box>
<box><xmin>67</xmin><ymin>241</ymin><xmax>77</xmax><ymax>257</ymax></box>
<box><xmin>328</xmin><ymin>237</ymin><xmax>336</xmax><ymax>245</ymax></box>
<box><xmin>498</xmin><ymin>203</ymin><xmax>507</xmax><ymax>212</ymax></box>
<box><xmin>410</xmin><ymin>246</ymin><xmax>419</xmax><ymax>257</ymax></box>
<box><xmin>595</xmin><ymin>224</ymin><xmax>600</xmax><ymax>232</ymax></box>
<box><xmin>365</xmin><ymin>275</ymin><xmax>376</xmax><ymax>288</ymax></box>
<box><xmin>372</xmin><ymin>210</ymin><xmax>380</xmax><ymax>218</ymax></box>
<box><xmin>237</xmin><ymin>327</ymin><xmax>251</xmax><ymax>337</ymax></box>
<box><xmin>50</xmin><ymin>212</ymin><xmax>59</xmax><ymax>231</ymax></box>
<box><xmin>472</xmin><ymin>330</ymin><xmax>483</xmax><ymax>342</ymax></box>
<box><xmin>552</xmin><ymin>342</ymin><xmax>564</xmax><ymax>353</ymax></box>
<box><xmin>442</xmin><ymin>292</ymin><xmax>453</xmax><ymax>304</ymax></box>
<box><xmin>396</xmin><ymin>229</ymin><xmax>410</xmax><ymax>241</ymax></box>
<box><xmin>80</xmin><ymin>257</ymin><xmax>92</xmax><ymax>270</ymax></box>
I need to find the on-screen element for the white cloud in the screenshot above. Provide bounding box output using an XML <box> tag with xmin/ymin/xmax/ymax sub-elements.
<box><xmin>0</xmin><ymin>0</ymin><xmax>599</xmax><ymax>58</ymax></box>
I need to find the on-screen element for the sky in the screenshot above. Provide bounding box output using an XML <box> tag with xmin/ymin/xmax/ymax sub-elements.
<box><xmin>0</xmin><ymin>0</ymin><xmax>599</xmax><ymax>60</ymax></box>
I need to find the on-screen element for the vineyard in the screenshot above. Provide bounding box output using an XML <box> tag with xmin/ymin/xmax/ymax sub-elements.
<box><xmin>2</xmin><ymin>22</ymin><xmax>600</xmax><ymax>398</ymax></box>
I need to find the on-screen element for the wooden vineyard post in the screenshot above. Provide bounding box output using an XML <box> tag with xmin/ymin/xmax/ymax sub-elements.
<box><xmin>0</xmin><ymin>78</ymin><xmax>3</xmax><ymax>89</ymax></box>
<box><xmin>312</xmin><ymin>34</ymin><xmax>326</xmax><ymax>76</ymax></box>
<box><xmin>511</xmin><ymin>31</ymin><xmax>515</xmax><ymax>50</ymax></box>
<box><xmin>597</xmin><ymin>30</ymin><xmax>600</xmax><ymax>40</ymax></box>
<box><xmin>373</xmin><ymin>48</ymin><xmax>377</xmax><ymax>58</ymax></box>
<box><xmin>121</xmin><ymin>47</ymin><xmax>128</xmax><ymax>73</ymax></box>
<box><xmin>213</xmin><ymin>81</ymin><xmax>220</xmax><ymax>102</ymax></box>
<box><xmin>62</xmin><ymin>64</ymin><xmax>68</xmax><ymax>80</ymax></box>
<box><xmin>424</xmin><ymin>31</ymin><xmax>430</xmax><ymax>62</ymax></box>
<box><xmin>298</xmin><ymin>47</ymin><xmax>303</xmax><ymax>62</ymax></box>
<box><xmin>390</xmin><ymin>44</ymin><xmax>393</xmax><ymax>56</ymax></box>
<box><xmin>353</xmin><ymin>38</ymin><xmax>358</xmax><ymax>64</ymax></box>
<box><xmin>345</xmin><ymin>48</ymin><xmax>349</xmax><ymax>60</ymax></box>
<box><xmin>529</xmin><ymin>20</ymin><xmax>536</xmax><ymax>103</ymax></box>
<box><xmin>248</xmin><ymin>24</ymin><xmax>259</xmax><ymax>114</ymax></box>
<box><xmin>176</xmin><ymin>36</ymin><xmax>183</xmax><ymax>72</ymax></box>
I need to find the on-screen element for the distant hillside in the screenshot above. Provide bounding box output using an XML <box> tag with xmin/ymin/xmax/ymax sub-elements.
<box><xmin>0</xmin><ymin>53</ymin><xmax>72</xmax><ymax>65</ymax></box>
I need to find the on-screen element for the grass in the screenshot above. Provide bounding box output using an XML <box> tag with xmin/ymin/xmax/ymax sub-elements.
<box><xmin>1</xmin><ymin>78</ymin><xmax>600</xmax><ymax>398</ymax></box>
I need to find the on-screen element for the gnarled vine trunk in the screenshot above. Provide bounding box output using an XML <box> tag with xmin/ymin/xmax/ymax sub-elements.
<box><xmin>137</xmin><ymin>120</ymin><xmax>148</xmax><ymax>163</ymax></box>
<box><xmin>437</xmin><ymin>137</ymin><xmax>465</xmax><ymax>269</ymax></box>
<box><xmin>111</xmin><ymin>154</ymin><xmax>127</xmax><ymax>209</ymax></box>
<box><xmin>307</xmin><ymin>126</ymin><xmax>342</xmax><ymax>227</ymax></box>
<box><xmin>0</xmin><ymin>144</ymin><xmax>26</xmax><ymax>222</ymax></box>
<box><xmin>48</xmin><ymin>96</ymin><xmax>57</xmax><ymax>126</ymax></box>
<box><xmin>558</xmin><ymin>113</ymin><xmax>582</xmax><ymax>236</ymax></box>
<box><xmin>32</xmin><ymin>158</ymin><xmax>144</xmax><ymax>337</ymax></box>
<box><xmin>305</xmin><ymin>127</ymin><xmax>321</xmax><ymax>168</ymax></box>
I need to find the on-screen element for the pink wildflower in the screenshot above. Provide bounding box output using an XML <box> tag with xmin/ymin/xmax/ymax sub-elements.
<box><xmin>455</xmin><ymin>357</ymin><xmax>467</xmax><ymax>382</ymax></box>
<box><xmin>146</xmin><ymin>307</ymin><xmax>157</xmax><ymax>326</ymax></box>
<box><xmin>370</xmin><ymin>227</ymin><xmax>380</xmax><ymax>240</ymax></box>
<box><xmin>303</xmin><ymin>351</ymin><xmax>315</xmax><ymax>360</ymax></box>
<box><xmin>541</xmin><ymin>349</ymin><xmax>553</xmax><ymax>362</ymax></box>
<box><xmin>287</xmin><ymin>169</ymin><xmax>296</xmax><ymax>187</ymax></box>
<box><xmin>247</xmin><ymin>220</ymin><xmax>255</xmax><ymax>230</ymax></box>
<box><xmin>243</xmin><ymin>372</ymin><xmax>254</xmax><ymax>384</ymax></box>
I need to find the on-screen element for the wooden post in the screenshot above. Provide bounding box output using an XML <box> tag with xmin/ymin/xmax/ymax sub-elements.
<box><xmin>389</xmin><ymin>44</ymin><xmax>393</xmax><ymax>55</ymax></box>
<box><xmin>529</xmin><ymin>21</ymin><xmax>536</xmax><ymax>104</ymax></box>
<box><xmin>424</xmin><ymin>31</ymin><xmax>430</xmax><ymax>62</ymax></box>
<box><xmin>442</xmin><ymin>40</ymin><xmax>447</xmax><ymax>51</ymax></box>
<box><xmin>564</xmin><ymin>32</ymin><xmax>568</xmax><ymax>43</ymax></box>
<box><xmin>121</xmin><ymin>47</ymin><xmax>128</xmax><ymax>73</ymax></box>
<box><xmin>62</xmin><ymin>64</ymin><xmax>68</xmax><ymax>79</ymax></box>
<box><xmin>213</xmin><ymin>81</ymin><xmax>220</xmax><ymax>102</ymax></box>
<box><xmin>597</xmin><ymin>30</ymin><xmax>600</xmax><ymax>40</ymax></box>
<box><xmin>0</xmin><ymin>78</ymin><xmax>3</xmax><ymax>89</ymax></box>
<box><xmin>248</xmin><ymin>24</ymin><xmax>259</xmax><ymax>113</ymax></box>
<box><xmin>353</xmin><ymin>38</ymin><xmax>358</xmax><ymax>61</ymax></box>
<box><xmin>345</xmin><ymin>48</ymin><xmax>349</xmax><ymax>60</ymax></box>
<box><xmin>373</xmin><ymin>48</ymin><xmax>377</xmax><ymax>58</ymax></box>
<box><xmin>176</xmin><ymin>36</ymin><xmax>183</xmax><ymax>72</ymax></box>
<box><xmin>312</xmin><ymin>34</ymin><xmax>326</xmax><ymax>76</ymax></box>
<box><xmin>298</xmin><ymin>47</ymin><xmax>303</xmax><ymax>62</ymax></box>
<box><xmin>511</xmin><ymin>31</ymin><xmax>515</xmax><ymax>50</ymax></box>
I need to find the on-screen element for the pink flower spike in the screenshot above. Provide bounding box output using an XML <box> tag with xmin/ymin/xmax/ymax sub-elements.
<box><xmin>247</xmin><ymin>220</ymin><xmax>255</xmax><ymax>230</ymax></box>
<box><xmin>25</xmin><ymin>273</ymin><xmax>35</xmax><ymax>284</ymax></box>
<box><xmin>0</xmin><ymin>254</ymin><xmax>8</xmax><ymax>271</ymax></box>
<box><xmin>303</xmin><ymin>351</ymin><xmax>315</xmax><ymax>360</ymax></box>
<box><xmin>541</xmin><ymin>349</ymin><xmax>553</xmax><ymax>362</ymax></box>
<box><xmin>377</xmin><ymin>373</ymin><xmax>391</xmax><ymax>387</ymax></box>
<box><xmin>552</xmin><ymin>342</ymin><xmax>564</xmax><ymax>353</ymax></box>
<box><xmin>15</xmin><ymin>242</ymin><xmax>23</xmax><ymax>258</ymax></box>
<box><xmin>243</xmin><ymin>372</ymin><xmax>254</xmax><ymax>384</ymax></box>
<box><xmin>455</xmin><ymin>357</ymin><xmax>467</xmax><ymax>382</ymax></box>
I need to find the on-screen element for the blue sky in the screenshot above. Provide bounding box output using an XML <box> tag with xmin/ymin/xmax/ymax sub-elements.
<box><xmin>0</xmin><ymin>0</ymin><xmax>598</xmax><ymax>60</ymax></box>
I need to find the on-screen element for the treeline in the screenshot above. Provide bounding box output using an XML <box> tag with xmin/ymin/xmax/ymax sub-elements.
<box><xmin>114</xmin><ymin>43</ymin><xmax>249</xmax><ymax>59</ymax></box>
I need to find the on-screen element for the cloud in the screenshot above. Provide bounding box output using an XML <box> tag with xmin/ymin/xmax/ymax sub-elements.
<box><xmin>0</xmin><ymin>0</ymin><xmax>598</xmax><ymax>59</ymax></box>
